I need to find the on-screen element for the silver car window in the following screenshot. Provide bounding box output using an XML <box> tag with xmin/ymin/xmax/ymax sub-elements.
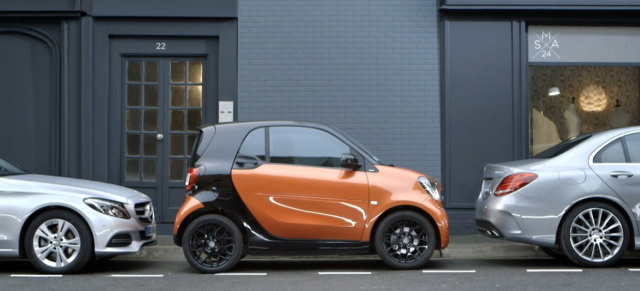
<box><xmin>625</xmin><ymin>133</ymin><xmax>640</xmax><ymax>163</ymax></box>
<box><xmin>594</xmin><ymin>139</ymin><xmax>626</xmax><ymax>163</ymax></box>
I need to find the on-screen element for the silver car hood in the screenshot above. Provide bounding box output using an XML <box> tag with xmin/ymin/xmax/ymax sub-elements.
<box><xmin>0</xmin><ymin>174</ymin><xmax>142</xmax><ymax>202</ymax></box>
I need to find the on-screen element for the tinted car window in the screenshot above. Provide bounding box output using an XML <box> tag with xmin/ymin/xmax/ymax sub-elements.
<box><xmin>269</xmin><ymin>126</ymin><xmax>349</xmax><ymax>167</ymax></box>
<box><xmin>594</xmin><ymin>139</ymin><xmax>627</xmax><ymax>163</ymax></box>
<box><xmin>0</xmin><ymin>158</ymin><xmax>27</xmax><ymax>177</ymax></box>
<box><xmin>625</xmin><ymin>133</ymin><xmax>640</xmax><ymax>163</ymax></box>
<box><xmin>533</xmin><ymin>134</ymin><xmax>592</xmax><ymax>159</ymax></box>
<box><xmin>238</xmin><ymin>128</ymin><xmax>266</xmax><ymax>161</ymax></box>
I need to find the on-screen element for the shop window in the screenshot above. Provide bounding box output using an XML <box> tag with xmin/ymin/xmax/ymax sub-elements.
<box><xmin>529</xmin><ymin>66</ymin><xmax>640</xmax><ymax>155</ymax></box>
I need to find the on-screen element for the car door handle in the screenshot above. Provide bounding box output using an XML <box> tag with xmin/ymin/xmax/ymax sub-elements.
<box><xmin>610</xmin><ymin>171</ymin><xmax>634</xmax><ymax>178</ymax></box>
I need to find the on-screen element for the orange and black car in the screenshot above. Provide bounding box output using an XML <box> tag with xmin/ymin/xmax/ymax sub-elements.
<box><xmin>173</xmin><ymin>121</ymin><xmax>449</xmax><ymax>273</ymax></box>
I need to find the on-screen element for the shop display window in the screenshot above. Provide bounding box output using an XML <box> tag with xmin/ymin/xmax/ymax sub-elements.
<box><xmin>529</xmin><ymin>66</ymin><xmax>640</xmax><ymax>155</ymax></box>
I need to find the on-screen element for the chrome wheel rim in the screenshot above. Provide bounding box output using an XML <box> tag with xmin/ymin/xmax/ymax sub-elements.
<box><xmin>382</xmin><ymin>219</ymin><xmax>429</xmax><ymax>264</ymax></box>
<box><xmin>569</xmin><ymin>208</ymin><xmax>624</xmax><ymax>262</ymax></box>
<box><xmin>32</xmin><ymin>219</ymin><xmax>81</xmax><ymax>268</ymax></box>
<box><xmin>188</xmin><ymin>222</ymin><xmax>236</xmax><ymax>268</ymax></box>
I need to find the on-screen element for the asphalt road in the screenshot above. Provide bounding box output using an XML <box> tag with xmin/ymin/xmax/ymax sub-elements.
<box><xmin>2</xmin><ymin>257</ymin><xmax>640</xmax><ymax>291</ymax></box>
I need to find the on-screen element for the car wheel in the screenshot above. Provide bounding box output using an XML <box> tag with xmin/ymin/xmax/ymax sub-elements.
<box><xmin>560</xmin><ymin>202</ymin><xmax>629</xmax><ymax>267</ymax></box>
<box><xmin>182</xmin><ymin>214</ymin><xmax>243</xmax><ymax>273</ymax></box>
<box><xmin>539</xmin><ymin>246</ymin><xmax>566</xmax><ymax>260</ymax></box>
<box><xmin>374</xmin><ymin>211</ymin><xmax>436</xmax><ymax>269</ymax></box>
<box><xmin>24</xmin><ymin>210</ymin><xmax>93</xmax><ymax>273</ymax></box>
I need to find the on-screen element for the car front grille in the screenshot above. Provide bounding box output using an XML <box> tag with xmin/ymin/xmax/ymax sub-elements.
<box><xmin>134</xmin><ymin>202</ymin><xmax>154</xmax><ymax>224</ymax></box>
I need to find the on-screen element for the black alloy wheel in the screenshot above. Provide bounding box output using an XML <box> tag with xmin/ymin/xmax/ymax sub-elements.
<box><xmin>374</xmin><ymin>211</ymin><xmax>436</xmax><ymax>269</ymax></box>
<box><xmin>182</xmin><ymin>214</ymin><xmax>243</xmax><ymax>273</ymax></box>
<box><xmin>560</xmin><ymin>202</ymin><xmax>629</xmax><ymax>268</ymax></box>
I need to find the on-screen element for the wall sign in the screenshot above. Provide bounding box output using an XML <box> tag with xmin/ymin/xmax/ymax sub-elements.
<box><xmin>528</xmin><ymin>26</ymin><xmax>640</xmax><ymax>63</ymax></box>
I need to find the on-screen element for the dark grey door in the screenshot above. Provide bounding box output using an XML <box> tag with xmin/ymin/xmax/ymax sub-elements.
<box><xmin>122</xmin><ymin>58</ymin><xmax>204</xmax><ymax>223</ymax></box>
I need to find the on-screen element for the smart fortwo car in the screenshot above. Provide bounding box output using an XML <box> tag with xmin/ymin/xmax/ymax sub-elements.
<box><xmin>173</xmin><ymin>121</ymin><xmax>448</xmax><ymax>273</ymax></box>
<box><xmin>0</xmin><ymin>157</ymin><xmax>156</xmax><ymax>273</ymax></box>
<box><xmin>476</xmin><ymin>126</ymin><xmax>640</xmax><ymax>267</ymax></box>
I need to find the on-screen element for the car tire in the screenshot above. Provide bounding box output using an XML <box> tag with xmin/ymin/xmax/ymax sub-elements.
<box><xmin>182</xmin><ymin>214</ymin><xmax>243</xmax><ymax>273</ymax></box>
<box><xmin>24</xmin><ymin>210</ymin><xmax>93</xmax><ymax>274</ymax></box>
<box><xmin>560</xmin><ymin>202</ymin><xmax>629</xmax><ymax>267</ymax></box>
<box><xmin>374</xmin><ymin>211</ymin><xmax>436</xmax><ymax>269</ymax></box>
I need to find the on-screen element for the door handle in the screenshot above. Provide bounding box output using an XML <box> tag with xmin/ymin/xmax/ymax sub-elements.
<box><xmin>156</xmin><ymin>133</ymin><xmax>164</xmax><ymax>141</ymax></box>
<box><xmin>235</xmin><ymin>156</ymin><xmax>259</xmax><ymax>167</ymax></box>
<box><xmin>610</xmin><ymin>171</ymin><xmax>634</xmax><ymax>178</ymax></box>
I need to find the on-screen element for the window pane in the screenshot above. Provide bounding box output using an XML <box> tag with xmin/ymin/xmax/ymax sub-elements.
<box><xmin>170</xmin><ymin>110</ymin><xmax>185</xmax><ymax>131</ymax></box>
<box><xmin>187</xmin><ymin>110</ymin><xmax>202</xmax><ymax>131</ymax></box>
<box><xmin>144</xmin><ymin>61</ymin><xmax>158</xmax><ymax>83</ymax></box>
<box><xmin>594</xmin><ymin>139</ymin><xmax>626</xmax><ymax>163</ymax></box>
<box><xmin>127</xmin><ymin>61</ymin><xmax>142</xmax><ymax>82</ymax></box>
<box><xmin>125</xmin><ymin>159</ymin><xmax>140</xmax><ymax>181</ymax></box>
<box><xmin>127</xmin><ymin>85</ymin><xmax>141</xmax><ymax>107</ymax></box>
<box><xmin>169</xmin><ymin>159</ymin><xmax>185</xmax><ymax>181</ymax></box>
<box><xmin>126</xmin><ymin>109</ymin><xmax>141</xmax><ymax>131</ymax></box>
<box><xmin>626</xmin><ymin>134</ymin><xmax>640</xmax><ymax>163</ymax></box>
<box><xmin>187</xmin><ymin>85</ymin><xmax>202</xmax><ymax>107</ymax></box>
<box><xmin>171</xmin><ymin>61</ymin><xmax>186</xmax><ymax>83</ymax></box>
<box><xmin>143</xmin><ymin>134</ymin><xmax>157</xmax><ymax>157</ymax></box>
<box><xmin>143</xmin><ymin>110</ymin><xmax>158</xmax><ymax>131</ymax></box>
<box><xmin>126</xmin><ymin>134</ymin><xmax>140</xmax><ymax>156</ymax></box>
<box><xmin>238</xmin><ymin>128</ymin><xmax>265</xmax><ymax>161</ymax></box>
<box><xmin>188</xmin><ymin>61</ymin><xmax>203</xmax><ymax>83</ymax></box>
<box><xmin>170</xmin><ymin>134</ymin><xmax>185</xmax><ymax>156</ymax></box>
<box><xmin>270</xmin><ymin>127</ymin><xmax>349</xmax><ymax>167</ymax></box>
<box><xmin>144</xmin><ymin>85</ymin><xmax>159</xmax><ymax>108</ymax></box>
<box><xmin>170</xmin><ymin>85</ymin><xmax>186</xmax><ymax>107</ymax></box>
<box><xmin>142</xmin><ymin>160</ymin><xmax>156</xmax><ymax>182</ymax></box>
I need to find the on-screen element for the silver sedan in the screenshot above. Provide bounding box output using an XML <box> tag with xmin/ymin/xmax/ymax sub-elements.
<box><xmin>476</xmin><ymin>126</ymin><xmax>640</xmax><ymax>267</ymax></box>
<box><xmin>0</xmin><ymin>158</ymin><xmax>156</xmax><ymax>273</ymax></box>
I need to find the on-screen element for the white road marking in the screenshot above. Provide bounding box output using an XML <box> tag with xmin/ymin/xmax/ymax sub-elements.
<box><xmin>214</xmin><ymin>273</ymin><xmax>268</xmax><ymax>276</ymax></box>
<box><xmin>526</xmin><ymin>269</ymin><xmax>582</xmax><ymax>273</ymax></box>
<box><xmin>422</xmin><ymin>270</ymin><xmax>476</xmax><ymax>273</ymax></box>
<box><xmin>11</xmin><ymin>274</ymin><xmax>63</xmax><ymax>278</ymax></box>
<box><xmin>629</xmin><ymin>269</ymin><xmax>640</xmax><ymax>272</ymax></box>
<box><xmin>110</xmin><ymin>274</ymin><xmax>165</xmax><ymax>278</ymax></box>
<box><xmin>318</xmin><ymin>272</ymin><xmax>371</xmax><ymax>275</ymax></box>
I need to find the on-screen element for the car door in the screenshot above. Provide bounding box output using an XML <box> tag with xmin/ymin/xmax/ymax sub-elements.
<box><xmin>231</xmin><ymin>126</ymin><xmax>370</xmax><ymax>241</ymax></box>
<box><xmin>590</xmin><ymin>132</ymin><xmax>640</xmax><ymax>212</ymax></box>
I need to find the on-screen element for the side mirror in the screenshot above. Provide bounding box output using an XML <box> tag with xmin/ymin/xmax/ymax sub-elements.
<box><xmin>340</xmin><ymin>153</ymin><xmax>360</xmax><ymax>170</ymax></box>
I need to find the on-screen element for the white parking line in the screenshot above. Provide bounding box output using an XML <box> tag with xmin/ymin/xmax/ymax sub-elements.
<box><xmin>110</xmin><ymin>274</ymin><xmax>165</xmax><ymax>278</ymax></box>
<box><xmin>318</xmin><ymin>272</ymin><xmax>371</xmax><ymax>275</ymax></box>
<box><xmin>11</xmin><ymin>274</ymin><xmax>63</xmax><ymax>278</ymax></box>
<box><xmin>629</xmin><ymin>269</ymin><xmax>640</xmax><ymax>272</ymax></box>
<box><xmin>526</xmin><ymin>269</ymin><xmax>583</xmax><ymax>273</ymax></box>
<box><xmin>214</xmin><ymin>273</ymin><xmax>268</xmax><ymax>276</ymax></box>
<box><xmin>422</xmin><ymin>270</ymin><xmax>476</xmax><ymax>273</ymax></box>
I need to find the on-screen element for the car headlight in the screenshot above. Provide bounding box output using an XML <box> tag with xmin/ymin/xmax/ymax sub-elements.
<box><xmin>84</xmin><ymin>198</ymin><xmax>131</xmax><ymax>219</ymax></box>
<box><xmin>418</xmin><ymin>176</ymin><xmax>441</xmax><ymax>201</ymax></box>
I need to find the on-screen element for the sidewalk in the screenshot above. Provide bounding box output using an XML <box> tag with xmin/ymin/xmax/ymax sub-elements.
<box><xmin>118</xmin><ymin>235</ymin><xmax>558</xmax><ymax>261</ymax></box>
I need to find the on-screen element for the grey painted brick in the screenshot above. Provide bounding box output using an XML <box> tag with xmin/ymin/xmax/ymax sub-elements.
<box><xmin>238</xmin><ymin>0</ymin><xmax>441</xmax><ymax>180</ymax></box>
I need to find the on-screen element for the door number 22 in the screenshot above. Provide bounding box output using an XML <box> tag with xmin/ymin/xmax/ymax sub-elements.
<box><xmin>156</xmin><ymin>43</ymin><xmax>166</xmax><ymax>50</ymax></box>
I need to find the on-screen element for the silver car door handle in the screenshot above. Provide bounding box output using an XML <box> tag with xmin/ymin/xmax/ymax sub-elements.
<box><xmin>610</xmin><ymin>171</ymin><xmax>634</xmax><ymax>178</ymax></box>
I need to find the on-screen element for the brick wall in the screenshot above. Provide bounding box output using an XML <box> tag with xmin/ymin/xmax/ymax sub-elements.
<box><xmin>238</xmin><ymin>0</ymin><xmax>441</xmax><ymax>180</ymax></box>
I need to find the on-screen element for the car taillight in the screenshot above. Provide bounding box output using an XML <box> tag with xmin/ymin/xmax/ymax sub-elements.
<box><xmin>185</xmin><ymin>167</ymin><xmax>200</xmax><ymax>192</ymax></box>
<box><xmin>494</xmin><ymin>173</ymin><xmax>538</xmax><ymax>196</ymax></box>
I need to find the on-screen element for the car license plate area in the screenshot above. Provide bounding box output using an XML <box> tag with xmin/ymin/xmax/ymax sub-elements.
<box><xmin>145</xmin><ymin>224</ymin><xmax>156</xmax><ymax>237</ymax></box>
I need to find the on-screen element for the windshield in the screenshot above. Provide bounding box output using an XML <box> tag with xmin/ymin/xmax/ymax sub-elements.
<box><xmin>533</xmin><ymin>134</ymin><xmax>592</xmax><ymax>159</ymax></box>
<box><xmin>0</xmin><ymin>158</ymin><xmax>28</xmax><ymax>177</ymax></box>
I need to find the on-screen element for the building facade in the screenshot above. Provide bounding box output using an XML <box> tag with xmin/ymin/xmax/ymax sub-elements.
<box><xmin>2</xmin><ymin>0</ymin><xmax>639</xmax><ymax>234</ymax></box>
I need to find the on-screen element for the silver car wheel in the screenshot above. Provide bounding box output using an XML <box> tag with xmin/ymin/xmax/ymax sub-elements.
<box><xmin>32</xmin><ymin>218</ymin><xmax>82</xmax><ymax>268</ymax></box>
<box><xmin>569</xmin><ymin>207</ymin><xmax>624</xmax><ymax>263</ymax></box>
